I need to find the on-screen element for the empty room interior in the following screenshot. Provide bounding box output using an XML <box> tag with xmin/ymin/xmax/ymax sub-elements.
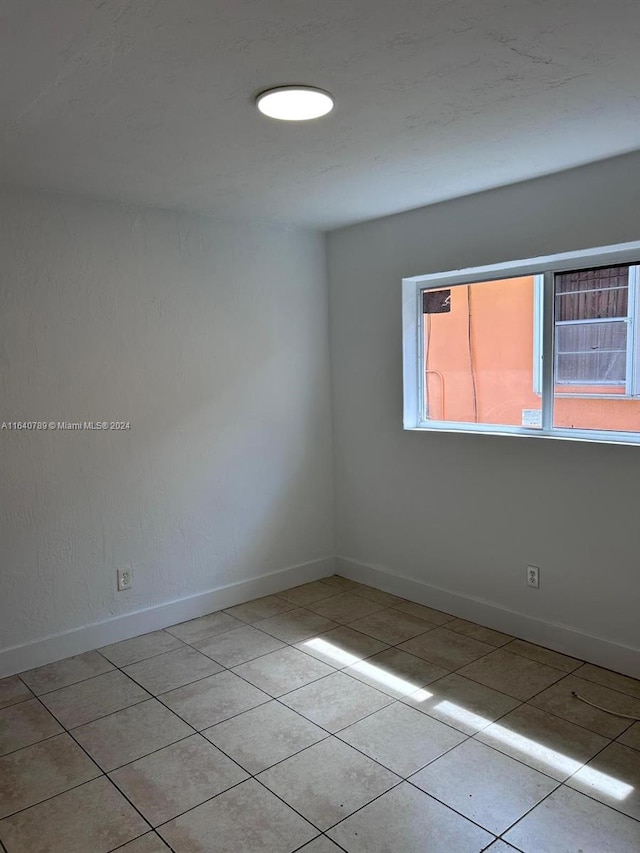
<box><xmin>2</xmin><ymin>2</ymin><xmax>640</xmax><ymax>852</ymax></box>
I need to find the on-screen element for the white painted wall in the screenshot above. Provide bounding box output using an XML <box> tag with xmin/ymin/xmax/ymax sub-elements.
<box><xmin>0</xmin><ymin>192</ymin><xmax>334</xmax><ymax>657</ymax></box>
<box><xmin>327</xmin><ymin>152</ymin><xmax>640</xmax><ymax>659</ymax></box>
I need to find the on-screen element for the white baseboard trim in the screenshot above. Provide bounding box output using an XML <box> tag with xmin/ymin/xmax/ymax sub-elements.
<box><xmin>337</xmin><ymin>557</ymin><xmax>640</xmax><ymax>680</ymax></box>
<box><xmin>0</xmin><ymin>556</ymin><xmax>335</xmax><ymax>679</ymax></box>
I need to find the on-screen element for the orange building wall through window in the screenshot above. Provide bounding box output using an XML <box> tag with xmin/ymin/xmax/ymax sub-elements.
<box><xmin>423</xmin><ymin>276</ymin><xmax>640</xmax><ymax>432</ymax></box>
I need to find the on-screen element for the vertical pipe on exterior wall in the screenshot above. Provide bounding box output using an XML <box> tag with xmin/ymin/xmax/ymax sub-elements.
<box><xmin>542</xmin><ymin>271</ymin><xmax>555</xmax><ymax>431</ymax></box>
<box><xmin>467</xmin><ymin>285</ymin><xmax>478</xmax><ymax>422</ymax></box>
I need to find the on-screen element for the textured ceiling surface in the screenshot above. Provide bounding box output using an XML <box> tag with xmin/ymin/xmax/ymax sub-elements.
<box><xmin>1</xmin><ymin>0</ymin><xmax>639</xmax><ymax>229</ymax></box>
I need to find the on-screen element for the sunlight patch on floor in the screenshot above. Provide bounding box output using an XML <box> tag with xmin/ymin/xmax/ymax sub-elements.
<box><xmin>433</xmin><ymin>699</ymin><xmax>633</xmax><ymax>801</ymax></box>
<box><xmin>303</xmin><ymin>638</ymin><xmax>432</xmax><ymax>700</ymax></box>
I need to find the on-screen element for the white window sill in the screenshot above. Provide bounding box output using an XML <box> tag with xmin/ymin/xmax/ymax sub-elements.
<box><xmin>408</xmin><ymin>422</ymin><xmax>640</xmax><ymax>447</ymax></box>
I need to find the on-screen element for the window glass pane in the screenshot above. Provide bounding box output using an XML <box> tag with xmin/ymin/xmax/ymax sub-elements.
<box><xmin>553</xmin><ymin>264</ymin><xmax>640</xmax><ymax>432</ymax></box>
<box><xmin>422</xmin><ymin>276</ymin><xmax>540</xmax><ymax>428</ymax></box>
<box><xmin>555</xmin><ymin>321</ymin><xmax>627</xmax><ymax>385</ymax></box>
<box><xmin>555</xmin><ymin>266</ymin><xmax>628</xmax><ymax>320</ymax></box>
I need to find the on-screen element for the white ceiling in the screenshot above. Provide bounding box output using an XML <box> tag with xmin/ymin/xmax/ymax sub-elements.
<box><xmin>2</xmin><ymin>0</ymin><xmax>640</xmax><ymax>230</ymax></box>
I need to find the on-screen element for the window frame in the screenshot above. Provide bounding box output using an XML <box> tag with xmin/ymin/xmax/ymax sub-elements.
<box><xmin>402</xmin><ymin>240</ymin><xmax>640</xmax><ymax>445</ymax></box>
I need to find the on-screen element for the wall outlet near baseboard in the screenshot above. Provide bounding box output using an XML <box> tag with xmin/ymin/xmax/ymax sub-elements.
<box><xmin>527</xmin><ymin>564</ymin><xmax>540</xmax><ymax>589</ymax></box>
<box><xmin>117</xmin><ymin>568</ymin><xmax>133</xmax><ymax>592</ymax></box>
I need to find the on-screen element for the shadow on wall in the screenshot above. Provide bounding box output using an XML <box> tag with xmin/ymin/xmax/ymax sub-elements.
<box><xmin>0</xmin><ymin>198</ymin><xmax>332</xmax><ymax>651</ymax></box>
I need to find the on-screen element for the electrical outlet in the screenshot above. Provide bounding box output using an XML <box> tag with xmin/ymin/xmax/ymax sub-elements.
<box><xmin>117</xmin><ymin>568</ymin><xmax>133</xmax><ymax>591</ymax></box>
<box><xmin>527</xmin><ymin>564</ymin><xmax>540</xmax><ymax>589</ymax></box>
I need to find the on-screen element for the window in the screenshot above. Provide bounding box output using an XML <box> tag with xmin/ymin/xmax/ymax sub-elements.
<box><xmin>402</xmin><ymin>241</ymin><xmax>640</xmax><ymax>444</ymax></box>
<box><xmin>534</xmin><ymin>265</ymin><xmax>640</xmax><ymax>395</ymax></box>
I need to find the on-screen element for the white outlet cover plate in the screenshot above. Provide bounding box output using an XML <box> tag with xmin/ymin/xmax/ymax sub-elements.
<box><xmin>527</xmin><ymin>565</ymin><xmax>540</xmax><ymax>588</ymax></box>
<box><xmin>117</xmin><ymin>568</ymin><xmax>133</xmax><ymax>591</ymax></box>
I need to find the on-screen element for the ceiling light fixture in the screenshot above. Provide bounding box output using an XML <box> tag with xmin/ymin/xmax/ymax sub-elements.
<box><xmin>256</xmin><ymin>86</ymin><xmax>334</xmax><ymax>121</ymax></box>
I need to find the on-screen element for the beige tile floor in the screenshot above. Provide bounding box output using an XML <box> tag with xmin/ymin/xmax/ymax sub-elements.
<box><xmin>1</xmin><ymin>575</ymin><xmax>639</xmax><ymax>852</ymax></box>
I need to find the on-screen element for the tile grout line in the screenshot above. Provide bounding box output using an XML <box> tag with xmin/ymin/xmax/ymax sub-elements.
<box><xmin>404</xmin><ymin>762</ymin><xmax>562</xmax><ymax>840</ymax></box>
<box><xmin>9</xmin><ymin>631</ymin><xmax>343</xmax><ymax>777</ymax></box>
<box><xmin>1</xmin><ymin>691</ymin><xmax>158</xmax><ymax>847</ymax></box>
<box><xmin>2</xmin><ymin>678</ymin><xmax>37</xmax><ymax>706</ymax></box>
<box><xmin>16</xmin><ymin>605</ymin><xmax>637</xmax><ymax>751</ymax></box>
<box><xmin>52</xmin><ymin>641</ymin><xmax>368</xmax><ymax>844</ymax></box>
<box><xmin>117</xmin><ymin>636</ymin><xmax>561</xmax><ymax>844</ymax></box>
<box><xmin>63</xmin><ymin>652</ymin><xmax>321</xmax><ymax>851</ymax></box>
<box><xmin>0</xmin><ymin>612</ymin><xmax>608</xmax><ymax>789</ymax></box>
<box><xmin>52</xmin><ymin>628</ymin><xmax>467</xmax><ymax>843</ymax></box>
<box><xmin>462</xmin><ymin>660</ymin><xmax>637</xmax><ymax>740</ymax></box>
<box><xmin>387</xmin><ymin>625</ymin><xmax>640</xmax><ymax>742</ymax></box>
<box><xmin>494</xmin><ymin>781</ymin><xmax>563</xmax><ymax>844</ymax></box>
<box><xmin>10</xmin><ymin>576</ymin><xmax>640</xmax><ymax>695</ymax></box>
<box><xmin>3</xmin><ymin>580</ymin><xmax>639</xmax><ymax>845</ymax></box>
<box><xmin>498</xmin><ymin>643</ymin><xmax>583</xmax><ymax>674</ymax></box>
<box><xmin>388</xmin><ymin>634</ymin><xmax>640</xmax><ymax>836</ymax></box>
<box><xmin>320</xmin><ymin>768</ymin><xmax>500</xmax><ymax>845</ymax></box>
<box><xmin>18</xmin><ymin>657</ymin><xmax>141</xmax><ymax>697</ymax></box>
<box><xmin>12</xmin><ymin>619</ymin><xmax>513</xmax><ymax>749</ymax></box>
<box><xmin>97</xmin><ymin>639</ymin><xmax>194</xmax><ymax>667</ymax></box>
<box><xmin>1</xmin><ymin>700</ymin><xmax>636</xmax><ymax>840</ymax></box>
<box><xmin>42</xmin><ymin>692</ymin><xmax>154</xmax><ymax>732</ymax></box>
<box><xmin>119</xmin><ymin>589</ymin><xmax>640</xmax><ymax>838</ymax></box>
<box><xmin>107</xmin><ymin>827</ymin><xmax>177</xmax><ymax>853</ymax></box>
<box><xmin>444</xmin><ymin>658</ymin><xmax>640</xmax><ymax>818</ymax></box>
<box><xmin>0</xmin><ymin>593</ymin><xmax>552</xmax><ymax>698</ymax></box>
<box><xmin>569</xmin><ymin>669</ymin><xmax>640</xmax><ymax>702</ymax></box>
<box><xmin>253</xmin><ymin>771</ymin><xmax>381</xmax><ymax>843</ymax></box>
<box><xmin>340</xmin><ymin>584</ymin><xmax>640</xmax><ymax>703</ymax></box>
<box><xmin>0</xmin><ymin>734</ymin><xmax>107</xmax><ymax>822</ymax></box>
<box><xmin>518</xmin><ymin>670</ymin><xmax>640</xmax><ymax>736</ymax></box>
<box><xmin>108</xmin><ymin>625</ymin><xmax>640</xmax><ymax>837</ymax></box>
<box><xmin>0</xmin><ymin>728</ymin><xmax>67</xmax><ymax>761</ymax></box>
<box><xmin>290</xmin><ymin>836</ymin><xmax>342</xmax><ymax>853</ymax></box>
<box><xmin>310</xmin><ymin>672</ymin><xmax>572</xmax><ymax>842</ymax></box>
<box><xmin>256</xmin><ymin>606</ymin><xmax>640</xmax><ymax>831</ymax></box>
<box><xmin>0</xmin><ymin>661</ymin><xmax>615</xmax><ymax>807</ymax></box>
<box><xmin>0</xmin><ymin>694</ymin><xmax>37</xmax><ymax>712</ymax></box>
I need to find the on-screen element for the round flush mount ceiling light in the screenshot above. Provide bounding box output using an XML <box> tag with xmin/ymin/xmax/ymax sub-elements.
<box><xmin>256</xmin><ymin>86</ymin><xmax>334</xmax><ymax>121</ymax></box>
